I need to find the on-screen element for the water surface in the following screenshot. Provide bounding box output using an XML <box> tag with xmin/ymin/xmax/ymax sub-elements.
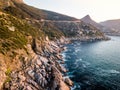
<box><xmin>62</xmin><ymin>36</ymin><xmax>120</xmax><ymax>90</ymax></box>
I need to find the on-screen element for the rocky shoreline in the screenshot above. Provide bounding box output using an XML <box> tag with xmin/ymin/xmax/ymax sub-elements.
<box><xmin>3</xmin><ymin>37</ymin><xmax>73</xmax><ymax>90</ymax></box>
<box><xmin>68</xmin><ymin>35</ymin><xmax>110</xmax><ymax>41</ymax></box>
<box><xmin>1</xmin><ymin>34</ymin><xmax>111</xmax><ymax>90</ymax></box>
<box><xmin>2</xmin><ymin>35</ymin><xmax>110</xmax><ymax>90</ymax></box>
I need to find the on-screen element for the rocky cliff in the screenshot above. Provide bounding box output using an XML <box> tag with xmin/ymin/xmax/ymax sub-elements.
<box><xmin>0</xmin><ymin>11</ymin><xmax>72</xmax><ymax>90</ymax></box>
<box><xmin>2</xmin><ymin>37</ymin><xmax>72</xmax><ymax>90</ymax></box>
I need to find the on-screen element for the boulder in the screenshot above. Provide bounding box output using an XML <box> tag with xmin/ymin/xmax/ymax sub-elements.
<box><xmin>60</xmin><ymin>65</ymin><xmax>67</xmax><ymax>73</ymax></box>
<box><xmin>26</xmin><ymin>86</ymin><xmax>33</xmax><ymax>90</ymax></box>
<box><xmin>64</xmin><ymin>78</ymin><xmax>73</xmax><ymax>86</ymax></box>
<box><xmin>39</xmin><ymin>56</ymin><xmax>48</xmax><ymax>64</ymax></box>
<box><xmin>28</xmin><ymin>70</ymin><xmax>35</xmax><ymax>79</ymax></box>
<box><xmin>36</xmin><ymin>59</ymin><xmax>42</xmax><ymax>66</ymax></box>
<box><xmin>18</xmin><ymin>74</ymin><xmax>26</xmax><ymax>82</ymax></box>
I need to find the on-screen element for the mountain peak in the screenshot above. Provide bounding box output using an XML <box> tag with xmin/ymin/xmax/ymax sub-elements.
<box><xmin>85</xmin><ymin>14</ymin><xmax>91</xmax><ymax>18</ymax></box>
<box><xmin>81</xmin><ymin>14</ymin><xmax>92</xmax><ymax>21</ymax></box>
<box><xmin>81</xmin><ymin>15</ymin><xmax>103</xmax><ymax>30</ymax></box>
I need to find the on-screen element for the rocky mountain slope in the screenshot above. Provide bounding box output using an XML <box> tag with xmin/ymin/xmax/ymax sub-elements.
<box><xmin>100</xmin><ymin>19</ymin><xmax>120</xmax><ymax>36</ymax></box>
<box><xmin>81</xmin><ymin>15</ymin><xmax>114</xmax><ymax>35</ymax></box>
<box><xmin>52</xmin><ymin>20</ymin><xmax>106</xmax><ymax>41</ymax></box>
<box><xmin>0</xmin><ymin>11</ymin><xmax>71</xmax><ymax>90</ymax></box>
<box><xmin>81</xmin><ymin>15</ymin><xmax>102</xmax><ymax>29</ymax></box>
<box><xmin>0</xmin><ymin>0</ymin><xmax>107</xmax><ymax>90</ymax></box>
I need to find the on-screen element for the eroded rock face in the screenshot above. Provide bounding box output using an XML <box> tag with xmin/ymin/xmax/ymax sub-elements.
<box><xmin>3</xmin><ymin>37</ymin><xmax>71</xmax><ymax>90</ymax></box>
<box><xmin>64</xmin><ymin>78</ymin><xmax>73</xmax><ymax>86</ymax></box>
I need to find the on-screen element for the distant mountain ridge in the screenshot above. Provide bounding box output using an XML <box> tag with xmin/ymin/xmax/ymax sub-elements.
<box><xmin>81</xmin><ymin>15</ymin><xmax>117</xmax><ymax>35</ymax></box>
<box><xmin>100</xmin><ymin>19</ymin><xmax>120</xmax><ymax>35</ymax></box>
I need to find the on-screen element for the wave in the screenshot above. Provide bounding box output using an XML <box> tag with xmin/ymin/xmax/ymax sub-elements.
<box><xmin>107</xmin><ymin>69</ymin><xmax>120</xmax><ymax>74</ymax></box>
<box><xmin>96</xmin><ymin>68</ymin><xmax>120</xmax><ymax>76</ymax></box>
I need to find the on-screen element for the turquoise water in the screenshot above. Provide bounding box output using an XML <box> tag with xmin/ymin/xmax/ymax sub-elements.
<box><xmin>62</xmin><ymin>36</ymin><xmax>120</xmax><ymax>90</ymax></box>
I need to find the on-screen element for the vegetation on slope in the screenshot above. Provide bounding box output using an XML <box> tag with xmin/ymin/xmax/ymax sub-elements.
<box><xmin>0</xmin><ymin>13</ymin><xmax>44</xmax><ymax>54</ymax></box>
<box><xmin>3</xmin><ymin>1</ymin><xmax>77</xmax><ymax>21</ymax></box>
<box><xmin>53</xmin><ymin>21</ymin><xmax>104</xmax><ymax>38</ymax></box>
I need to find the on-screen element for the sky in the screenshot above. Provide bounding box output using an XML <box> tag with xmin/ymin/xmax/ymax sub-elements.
<box><xmin>24</xmin><ymin>0</ymin><xmax>120</xmax><ymax>22</ymax></box>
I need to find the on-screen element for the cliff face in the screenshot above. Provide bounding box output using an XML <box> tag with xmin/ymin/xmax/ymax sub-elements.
<box><xmin>0</xmin><ymin>12</ymin><xmax>71</xmax><ymax>90</ymax></box>
<box><xmin>3</xmin><ymin>37</ymin><xmax>72</xmax><ymax>90</ymax></box>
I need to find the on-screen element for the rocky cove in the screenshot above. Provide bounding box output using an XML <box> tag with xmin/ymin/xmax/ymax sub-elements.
<box><xmin>1</xmin><ymin>37</ymin><xmax>74</xmax><ymax>90</ymax></box>
<box><xmin>2</xmin><ymin>36</ymin><xmax>109</xmax><ymax>90</ymax></box>
<box><xmin>0</xmin><ymin>0</ymin><xmax>111</xmax><ymax>90</ymax></box>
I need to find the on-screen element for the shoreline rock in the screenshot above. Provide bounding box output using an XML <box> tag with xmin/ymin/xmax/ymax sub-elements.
<box><xmin>3</xmin><ymin>37</ymin><xmax>71</xmax><ymax>90</ymax></box>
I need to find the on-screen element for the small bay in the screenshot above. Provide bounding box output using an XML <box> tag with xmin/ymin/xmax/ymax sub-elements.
<box><xmin>62</xmin><ymin>36</ymin><xmax>120</xmax><ymax>90</ymax></box>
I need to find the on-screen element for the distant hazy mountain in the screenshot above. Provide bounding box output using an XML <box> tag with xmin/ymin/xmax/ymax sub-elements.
<box><xmin>81</xmin><ymin>15</ymin><xmax>117</xmax><ymax>35</ymax></box>
<box><xmin>100</xmin><ymin>19</ymin><xmax>120</xmax><ymax>35</ymax></box>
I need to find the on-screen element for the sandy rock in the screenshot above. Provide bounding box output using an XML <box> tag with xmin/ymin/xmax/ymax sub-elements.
<box><xmin>60</xmin><ymin>80</ymin><xmax>70</xmax><ymax>90</ymax></box>
<box><xmin>26</xmin><ymin>86</ymin><xmax>33</xmax><ymax>90</ymax></box>
<box><xmin>28</xmin><ymin>70</ymin><xmax>35</xmax><ymax>79</ymax></box>
<box><xmin>18</xmin><ymin>74</ymin><xmax>26</xmax><ymax>82</ymax></box>
<box><xmin>39</xmin><ymin>56</ymin><xmax>48</xmax><ymax>64</ymax></box>
<box><xmin>0</xmin><ymin>71</ymin><xmax>6</xmax><ymax>89</ymax></box>
<box><xmin>56</xmin><ymin>54</ymin><xmax>62</xmax><ymax>60</ymax></box>
<box><xmin>60</xmin><ymin>65</ymin><xmax>67</xmax><ymax>73</ymax></box>
<box><xmin>64</xmin><ymin>78</ymin><xmax>73</xmax><ymax>86</ymax></box>
<box><xmin>36</xmin><ymin>59</ymin><xmax>42</xmax><ymax>66</ymax></box>
<box><xmin>8</xmin><ymin>26</ymin><xmax>15</xmax><ymax>31</ymax></box>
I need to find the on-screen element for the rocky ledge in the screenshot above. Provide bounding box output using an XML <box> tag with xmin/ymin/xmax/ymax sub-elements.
<box><xmin>3</xmin><ymin>37</ymin><xmax>73</xmax><ymax>90</ymax></box>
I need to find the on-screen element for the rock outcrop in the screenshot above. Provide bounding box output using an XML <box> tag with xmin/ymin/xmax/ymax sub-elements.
<box><xmin>3</xmin><ymin>37</ymin><xmax>71</xmax><ymax>90</ymax></box>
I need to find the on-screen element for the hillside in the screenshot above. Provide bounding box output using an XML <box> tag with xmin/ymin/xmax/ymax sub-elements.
<box><xmin>81</xmin><ymin>15</ymin><xmax>102</xmax><ymax>29</ymax></box>
<box><xmin>2</xmin><ymin>1</ymin><xmax>77</xmax><ymax>21</ymax></box>
<box><xmin>0</xmin><ymin>0</ymin><xmax>107</xmax><ymax>90</ymax></box>
<box><xmin>52</xmin><ymin>21</ymin><xmax>106</xmax><ymax>40</ymax></box>
<box><xmin>81</xmin><ymin>15</ymin><xmax>114</xmax><ymax>35</ymax></box>
<box><xmin>100</xmin><ymin>19</ymin><xmax>120</xmax><ymax>36</ymax></box>
<box><xmin>2</xmin><ymin>0</ymin><xmax>106</xmax><ymax>40</ymax></box>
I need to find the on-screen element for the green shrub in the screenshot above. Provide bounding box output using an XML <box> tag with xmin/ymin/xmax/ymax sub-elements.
<box><xmin>5</xmin><ymin>68</ymin><xmax>11</xmax><ymax>76</ymax></box>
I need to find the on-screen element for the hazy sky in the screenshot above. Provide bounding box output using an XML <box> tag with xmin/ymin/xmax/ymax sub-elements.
<box><xmin>24</xmin><ymin>0</ymin><xmax>120</xmax><ymax>22</ymax></box>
